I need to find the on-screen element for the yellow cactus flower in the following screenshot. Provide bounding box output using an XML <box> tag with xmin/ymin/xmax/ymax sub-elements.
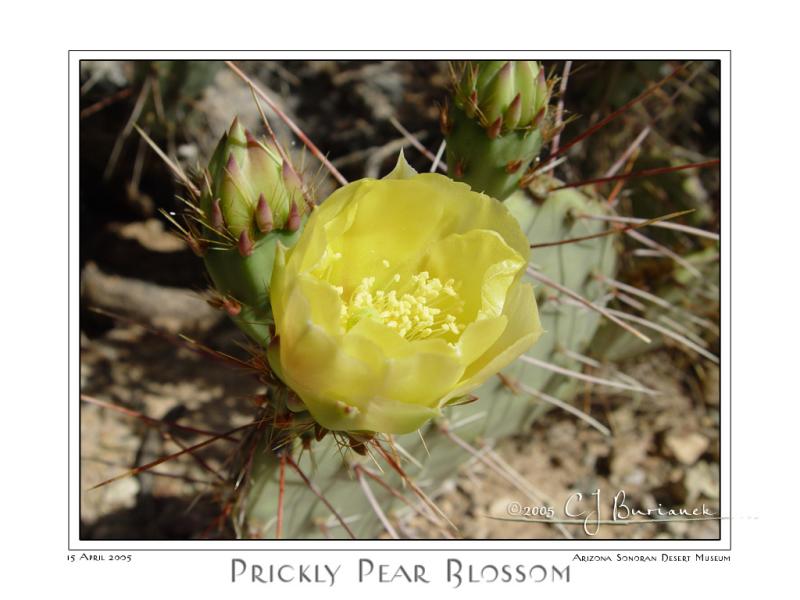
<box><xmin>268</xmin><ymin>154</ymin><xmax>543</xmax><ymax>434</ymax></box>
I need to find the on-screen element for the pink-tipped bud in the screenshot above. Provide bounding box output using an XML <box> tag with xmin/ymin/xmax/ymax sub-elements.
<box><xmin>498</xmin><ymin>60</ymin><xmax>513</xmax><ymax>77</ymax></box>
<box><xmin>225</xmin><ymin>153</ymin><xmax>239</xmax><ymax>175</ymax></box>
<box><xmin>532</xmin><ymin>106</ymin><xmax>546</xmax><ymax>128</ymax></box>
<box><xmin>504</xmin><ymin>93</ymin><xmax>522</xmax><ymax>130</ymax></box>
<box><xmin>222</xmin><ymin>296</ymin><xmax>241</xmax><ymax>317</ymax></box>
<box><xmin>537</xmin><ymin>65</ymin><xmax>546</xmax><ymax>90</ymax></box>
<box><xmin>210</xmin><ymin>198</ymin><xmax>225</xmax><ymax>231</ymax></box>
<box><xmin>534</xmin><ymin>66</ymin><xmax>549</xmax><ymax>110</ymax></box>
<box><xmin>244</xmin><ymin>129</ymin><xmax>260</xmax><ymax>148</ymax></box>
<box><xmin>255</xmin><ymin>193</ymin><xmax>273</xmax><ymax>233</ymax></box>
<box><xmin>487</xmin><ymin>116</ymin><xmax>503</xmax><ymax>139</ymax></box>
<box><xmin>238</xmin><ymin>228</ymin><xmax>254</xmax><ymax>257</ymax></box>
<box><xmin>286</xmin><ymin>201</ymin><xmax>301</xmax><ymax>232</ymax></box>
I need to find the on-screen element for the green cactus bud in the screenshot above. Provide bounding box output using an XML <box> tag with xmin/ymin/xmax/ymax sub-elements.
<box><xmin>445</xmin><ymin>61</ymin><xmax>551</xmax><ymax>201</ymax></box>
<box><xmin>198</xmin><ymin>117</ymin><xmax>310</xmax><ymax>346</ymax></box>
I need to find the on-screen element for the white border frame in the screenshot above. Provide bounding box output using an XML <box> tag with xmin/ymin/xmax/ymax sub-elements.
<box><xmin>69</xmin><ymin>50</ymin><xmax>730</xmax><ymax>552</ymax></box>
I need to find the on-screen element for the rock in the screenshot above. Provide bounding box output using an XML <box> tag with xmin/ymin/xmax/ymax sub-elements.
<box><xmin>664</xmin><ymin>431</ymin><xmax>709</xmax><ymax>466</ymax></box>
<box><xmin>111</xmin><ymin>219</ymin><xmax>187</xmax><ymax>253</ymax></box>
<box><xmin>623</xmin><ymin>468</ymin><xmax>646</xmax><ymax>487</ymax></box>
<box><xmin>685</xmin><ymin>462</ymin><xmax>719</xmax><ymax>502</ymax></box>
<box><xmin>488</xmin><ymin>497</ymin><xmax>517</xmax><ymax>518</ymax></box>
<box><xmin>81</xmin><ymin>262</ymin><xmax>222</xmax><ymax>334</ymax></box>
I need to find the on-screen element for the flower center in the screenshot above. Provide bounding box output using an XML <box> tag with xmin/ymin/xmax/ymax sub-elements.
<box><xmin>335</xmin><ymin>266</ymin><xmax>464</xmax><ymax>340</ymax></box>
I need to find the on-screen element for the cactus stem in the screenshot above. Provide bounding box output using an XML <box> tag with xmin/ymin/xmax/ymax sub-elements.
<box><xmin>238</xmin><ymin>228</ymin><xmax>254</xmax><ymax>257</ymax></box>
<box><xmin>255</xmin><ymin>193</ymin><xmax>274</xmax><ymax>233</ymax></box>
<box><xmin>210</xmin><ymin>197</ymin><xmax>225</xmax><ymax>231</ymax></box>
<box><xmin>454</xmin><ymin>159</ymin><xmax>464</xmax><ymax>178</ymax></box>
<box><xmin>487</xmin><ymin>116</ymin><xmax>503</xmax><ymax>139</ymax></box>
<box><xmin>286</xmin><ymin>201</ymin><xmax>301</xmax><ymax>232</ymax></box>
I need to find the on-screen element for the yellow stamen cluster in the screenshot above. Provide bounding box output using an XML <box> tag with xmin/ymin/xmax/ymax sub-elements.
<box><xmin>337</xmin><ymin>267</ymin><xmax>462</xmax><ymax>340</ymax></box>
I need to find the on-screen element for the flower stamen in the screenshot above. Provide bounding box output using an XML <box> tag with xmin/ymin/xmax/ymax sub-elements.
<box><xmin>336</xmin><ymin>268</ymin><xmax>463</xmax><ymax>340</ymax></box>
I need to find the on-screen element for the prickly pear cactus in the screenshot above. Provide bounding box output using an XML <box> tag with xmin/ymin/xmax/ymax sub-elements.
<box><xmin>193</xmin><ymin>118</ymin><xmax>308</xmax><ymax>346</ymax></box>
<box><xmin>164</xmin><ymin>61</ymin><xmax>630</xmax><ymax>540</ymax></box>
<box><xmin>241</xmin><ymin>179</ymin><xmax>617</xmax><ymax>539</ymax></box>
<box><xmin>443</xmin><ymin>61</ymin><xmax>550</xmax><ymax>201</ymax></box>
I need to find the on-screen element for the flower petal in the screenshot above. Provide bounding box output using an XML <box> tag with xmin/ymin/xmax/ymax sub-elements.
<box><xmin>346</xmin><ymin>318</ymin><xmax>464</xmax><ymax>407</ymax></box>
<box><xmin>443</xmin><ymin>281</ymin><xmax>543</xmax><ymax>401</ymax></box>
<box><xmin>421</xmin><ymin>229</ymin><xmax>525</xmax><ymax>322</ymax></box>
